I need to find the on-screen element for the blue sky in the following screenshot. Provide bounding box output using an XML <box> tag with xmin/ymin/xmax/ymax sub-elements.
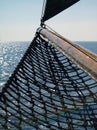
<box><xmin>0</xmin><ymin>0</ymin><xmax>97</xmax><ymax>41</ymax></box>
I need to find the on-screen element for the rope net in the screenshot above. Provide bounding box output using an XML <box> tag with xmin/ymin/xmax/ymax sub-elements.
<box><xmin>0</xmin><ymin>33</ymin><xmax>97</xmax><ymax>130</ymax></box>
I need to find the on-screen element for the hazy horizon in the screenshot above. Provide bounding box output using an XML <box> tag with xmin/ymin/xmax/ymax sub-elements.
<box><xmin>0</xmin><ymin>0</ymin><xmax>97</xmax><ymax>42</ymax></box>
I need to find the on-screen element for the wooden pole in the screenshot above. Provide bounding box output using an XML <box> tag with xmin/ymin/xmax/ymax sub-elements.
<box><xmin>38</xmin><ymin>27</ymin><xmax>97</xmax><ymax>81</ymax></box>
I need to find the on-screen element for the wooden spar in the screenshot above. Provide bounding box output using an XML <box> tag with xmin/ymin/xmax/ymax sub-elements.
<box><xmin>38</xmin><ymin>27</ymin><xmax>97</xmax><ymax>81</ymax></box>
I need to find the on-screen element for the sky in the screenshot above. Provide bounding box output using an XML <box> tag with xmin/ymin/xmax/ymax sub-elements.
<box><xmin>0</xmin><ymin>0</ymin><xmax>97</xmax><ymax>42</ymax></box>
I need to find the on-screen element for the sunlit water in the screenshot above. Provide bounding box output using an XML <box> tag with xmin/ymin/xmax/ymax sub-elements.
<box><xmin>0</xmin><ymin>41</ymin><xmax>97</xmax><ymax>129</ymax></box>
<box><xmin>0</xmin><ymin>41</ymin><xmax>97</xmax><ymax>91</ymax></box>
<box><xmin>0</xmin><ymin>41</ymin><xmax>30</xmax><ymax>92</ymax></box>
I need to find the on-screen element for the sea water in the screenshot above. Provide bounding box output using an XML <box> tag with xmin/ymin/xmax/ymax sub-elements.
<box><xmin>0</xmin><ymin>41</ymin><xmax>97</xmax><ymax>129</ymax></box>
<box><xmin>0</xmin><ymin>41</ymin><xmax>30</xmax><ymax>92</ymax></box>
<box><xmin>0</xmin><ymin>41</ymin><xmax>97</xmax><ymax>91</ymax></box>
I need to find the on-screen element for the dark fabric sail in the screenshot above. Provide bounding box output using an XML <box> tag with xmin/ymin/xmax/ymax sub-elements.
<box><xmin>42</xmin><ymin>0</ymin><xmax>80</xmax><ymax>22</ymax></box>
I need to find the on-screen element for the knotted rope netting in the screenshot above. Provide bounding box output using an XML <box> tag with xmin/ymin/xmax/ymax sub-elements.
<box><xmin>0</xmin><ymin>33</ymin><xmax>97</xmax><ymax>130</ymax></box>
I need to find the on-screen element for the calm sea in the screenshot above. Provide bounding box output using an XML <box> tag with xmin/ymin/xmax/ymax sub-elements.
<box><xmin>0</xmin><ymin>41</ymin><xmax>97</xmax><ymax>129</ymax></box>
<box><xmin>0</xmin><ymin>41</ymin><xmax>97</xmax><ymax>92</ymax></box>
<box><xmin>0</xmin><ymin>41</ymin><xmax>30</xmax><ymax>92</ymax></box>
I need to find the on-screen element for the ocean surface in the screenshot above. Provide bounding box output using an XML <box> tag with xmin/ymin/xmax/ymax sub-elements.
<box><xmin>0</xmin><ymin>41</ymin><xmax>97</xmax><ymax>129</ymax></box>
<box><xmin>0</xmin><ymin>41</ymin><xmax>30</xmax><ymax>92</ymax></box>
<box><xmin>0</xmin><ymin>41</ymin><xmax>97</xmax><ymax>91</ymax></box>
